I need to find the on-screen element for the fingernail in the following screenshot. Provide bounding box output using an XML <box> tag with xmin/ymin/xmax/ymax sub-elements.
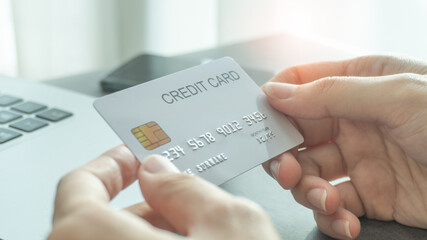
<box><xmin>141</xmin><ymin>155</ymin><xmax>179</xmax><ymax>174</ymax></box>
<box><xmin>262</xmin><ymin>82</ymin><xmax>297</xmax><ymax>99</ymax></box>
<box><xmin>270</xmin><ymin>160</ymin><xmax>280</xmax><ymax>180</ymax></box>
<box><xmin>306</xmin><ymin>188</ymin><xmax>327</xmax><ymax>212</ymax></box>
<box><xmin>332</xmin><ymin>219</ymin><xmax>352</xmax><ymax>239</ymax></box>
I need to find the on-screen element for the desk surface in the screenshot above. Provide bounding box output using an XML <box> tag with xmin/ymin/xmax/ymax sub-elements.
<box><xmin>47</xmin><ymin>34</ymin><xmax>427</xmax><ymax>239</ymax></box>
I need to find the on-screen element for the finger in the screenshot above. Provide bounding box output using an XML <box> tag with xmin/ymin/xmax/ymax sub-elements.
<box><xmin>334</xmin><ymin>181</ymin><xmax>365</xmax><ymax>217</ymax></box>
<box><xmin>291</xmin><ymin>175</ymin><xmax>340</xmax><ymax>215</ymax></box>
<box><xmin>314</xmin><ymin>207</ymin><xmax>361</xmax><ymax>240</ymax></box>
<box><xmin>269</xmin><ymin>59</ymin><xmax>350</xmax><ymax>85</ymax></box>
<box><xmin>313</xmin><ymin>181</ymin><xmax>366</xmax><ymax>239</ymax></box>
<box><xmin>262</xmin><ymin>151</ymin><xmax>302</xmax><ymax>189</ymax></box>
<box><xmin>138</xmin><ymin>155</ymin><xmax>277</xmax><ymax>238</ymax></box>
<box><xmin>291</xmin><ymin>144</ymin><xmax>365</xmax><ymax>222</ymax></box>
<box><xmin>49</xmin><ymin>204</ymin><xmax>181</xmax><ymax>240</ymax></box>
<box><xmin>125</xmin><ymin>202</ymin><xmax>175</xmax><ymax>232</ymax></box>
<box><xmin>278</xmin><ymin>110</ymin><xmax>335</xmax><ymax>148</ymax></box>
<box><xmin>274</xmin><ymin>108</ymin><xmax>333</xmax><ymax>148</ymax></box>
<box><xmin>297</xmin><ymin>142</ymin><xmax>346</xmax><ymax>181</ymax></box>
<box><xmin>289</xmin><ymin>143</ymin><xmax>345</xmax><ymax>214</ymax></box>
<box><xmin>264</xmin><ymin>57</ymin><xmax>388</xmax><ymax>148</ymax></box>
<box><xmin>53</xmin><ymin>145</ymin><xmax>140</xmax><ymax>222</ymax></box>
<box><xmin>264</xmin><ymin>56</ymin><xmax>395</xmax><ymax>147</ymax></box>
<box><xmin>291</xmin><ymin>118</ymin><xmax>336</xmax><ymax>148</ymax></box>
<box><xmin>262</xmin><ymin>74</ymin><xmax>423</xmax><ymax>128</ymax></box>
<box><xmin>138</xmin><ymin>155</ymin><xmax>233</xmax><ymax>235</ymax></box>
<box><xmin>268</xmin><ymin>55</ymin><xmax>427</xmax><ymax>86</ymax></box>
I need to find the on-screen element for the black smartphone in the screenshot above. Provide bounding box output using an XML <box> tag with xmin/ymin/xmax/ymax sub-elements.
<box><xmin>100</xmin><ymin>54</ymin><xmax>200</xmax><ymax>92</ymax></box>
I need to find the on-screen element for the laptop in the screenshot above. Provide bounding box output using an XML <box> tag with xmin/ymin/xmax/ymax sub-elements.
<box><xmin>0</xmin><ymin>75</ymin><xmax>144</xmax><ymax>240</ymax></box>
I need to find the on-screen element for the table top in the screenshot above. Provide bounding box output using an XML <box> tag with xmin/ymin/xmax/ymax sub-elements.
<box><xmin>47</xmin><ymin>33</ymin><xmax>427</xmax><ymax>239</ymax></box>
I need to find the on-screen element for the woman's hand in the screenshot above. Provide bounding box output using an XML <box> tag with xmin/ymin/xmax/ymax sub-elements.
<box><xmin>49</xmin><ymin>145</ymin><xmax>280</xmax><ymax>240</ymax></box>
<box><xmin>262</xmin><ymin>55</ymin><xmax>427</xmax><ymax>239</ymax></box>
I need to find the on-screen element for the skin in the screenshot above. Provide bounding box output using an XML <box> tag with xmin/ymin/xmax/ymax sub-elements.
<box><xmin>261</xmin><ymin>55</ymin><xmax>427</xmax><ymax>239</ymax></box>
<box><xmin>49</xmin><ymin>145</ymin><xmax>280</xmax><ymax>240</ymax></box>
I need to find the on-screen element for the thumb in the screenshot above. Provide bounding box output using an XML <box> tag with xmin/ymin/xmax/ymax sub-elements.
<box><xmin>138</xmin><ymin>155</ymin><xmax>234</xmax><ymax>236</ymax></box>
<box><xmin>262</xmin><ymin>74</ymin><xmax>422</xmax><ymax>128</ymax></box>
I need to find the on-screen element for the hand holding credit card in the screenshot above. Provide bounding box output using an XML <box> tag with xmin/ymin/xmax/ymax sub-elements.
<box><xmin>94</xmin><ymin>57</ymin><xmax>303</xmax><ymax>185</ymax></box>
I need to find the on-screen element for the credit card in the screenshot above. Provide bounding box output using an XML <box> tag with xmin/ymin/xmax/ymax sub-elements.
<box><xmin>94</xmin><ymin>57</ymin><xmax>303</xmax><ymax>185</ymax></box>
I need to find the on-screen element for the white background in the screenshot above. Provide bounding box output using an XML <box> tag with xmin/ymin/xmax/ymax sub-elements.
<box><xmin>0</xmin><ymin>0</ymin><xmax>426</xmax><ymax>80</ymax></box>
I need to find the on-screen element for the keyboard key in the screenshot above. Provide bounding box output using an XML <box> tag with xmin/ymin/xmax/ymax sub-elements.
<box><xmin>0</xmin><ymin>95</ymin><xmax>23</xmax><ymax>106</ymax></box>
<box><xmin>0</xmin><ymin>128</ymin><xmax>22</xmax><ymax>143</ymax></box>
<box><xmin>0</xmin><ymin>111</ymin><xmax>22</xmax><ymax>124</ymax></box>
<box><xmin>37</xmin><ymin>108</ymin><xmax>72</xmax><ymax>122</ymax></box>
<box><xmin>12</xmin><ymin>101</ymin><xmax>47</xmax><ymax>114</ymax></box>
<box><xmin>10</xmin><ymin>118</ymin><xmax>48</xmax><ymax>132</ymax></box>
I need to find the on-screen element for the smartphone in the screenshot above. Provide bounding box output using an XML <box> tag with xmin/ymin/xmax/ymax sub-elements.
<box><xmin>100</xmin><ymin>54</ymin><xmax>200</xmax><ymax>92</ymax></box>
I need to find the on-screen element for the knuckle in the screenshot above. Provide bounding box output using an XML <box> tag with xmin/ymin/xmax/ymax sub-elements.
<box><xmin>395</xmin><ymin>73</ymin><xmax>427</xmax><ymax>102</ymax></box>
<box><xmin>154</xmin><ymin>173</ymin><xmax>200</xmax><ymax>197</ymax></box>
<box><xmin>313</xmin><ymin>77</ymin><xmax>342</xmax><ymax>95</ymax></box>
<box><xmin>402</xmin><ymin>73</ymin><xmax>426</xmax><ymax>87</ymax></box>
<box><xmin>273</xmin><ymin>66</ymin><xmax>302</xmax><ymax>84</ymax></box>
<box><xmin>56</xmin><ymin>170</ymin><xmax>79</xmax><ymax>191</ymax></box>
<box><xmin>398</xmin><ymin>72</ymin><xmax>423</xmax><ymax>83</ymax></box>
<box><xmin>156</xmin><ymin>172</ymin><xmax>195</xmax><ymax>188</ymax></box>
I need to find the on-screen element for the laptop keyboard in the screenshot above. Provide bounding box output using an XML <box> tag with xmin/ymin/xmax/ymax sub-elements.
<box><xmin>0</xmin><ymin>93</ymin><xmax>72</xmax><ymax>144</ymax></box>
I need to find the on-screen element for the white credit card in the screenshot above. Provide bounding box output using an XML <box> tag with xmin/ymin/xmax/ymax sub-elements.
<box><xmin>94</xmin><ymin>57</ymin><xmax>303</xmax><ymax>185</ymax></box>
